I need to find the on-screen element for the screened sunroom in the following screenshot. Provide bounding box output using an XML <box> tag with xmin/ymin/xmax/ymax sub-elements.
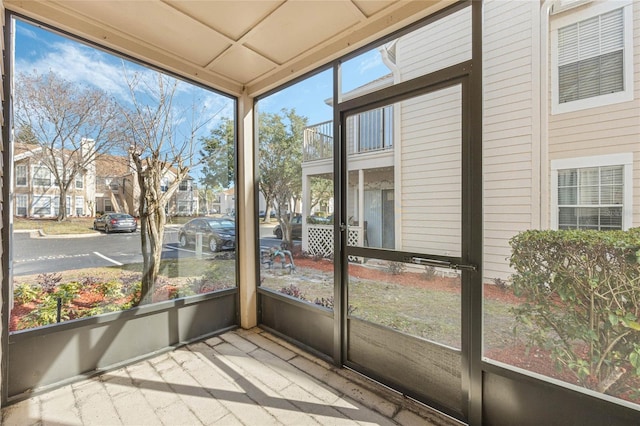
<box><xmin>0</xmin><ymin>1</ymin><xmax>639</xmax><ymax>425</ymax></box>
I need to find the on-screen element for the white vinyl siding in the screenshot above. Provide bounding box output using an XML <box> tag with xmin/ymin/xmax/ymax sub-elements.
<box><xmin>482</xmin><ymin>0</ymin><xmax>538</xmax><ymax>280</ymax></box>
<box><xmin>551</xmin><ymin>1</ymin><xmax>634</xmax><ymax>114</ymax></box>
<box><xmin>396</xmin><ymin>6</ymin><xmax>471</xmax><ymax>81</ymax></box>
<box><xmin>400</xmin><ymin>85</ymin><xmax>462</xmax><ymax>257</ymax></box>
<box><xmin>15</xmin><ymin>165</ymin><xmax>27</xmax><ymax>186</ymax></box>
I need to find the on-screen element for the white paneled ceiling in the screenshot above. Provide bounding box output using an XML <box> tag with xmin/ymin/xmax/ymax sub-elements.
<box><xmin>4</xmin><ymin>0</ymin><xmax>452</xmax><ymax>97</ymax></box>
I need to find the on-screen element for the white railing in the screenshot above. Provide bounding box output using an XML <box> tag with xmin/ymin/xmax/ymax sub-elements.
<box><xmin>303</xmin><ymin>121</ymin><xmax>333</xmax><ymax>162</ymax></box>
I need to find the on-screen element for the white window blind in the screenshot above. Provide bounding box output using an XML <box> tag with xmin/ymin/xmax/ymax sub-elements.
<box><xmin>558</xmin><ymin>8</ymin><xmax>624</xmax><ymax>103</ymax></box>
<box><xmin>558</xmin><ymin>165</ymin><xmax>623</xmax><ymax>230</ymax></box>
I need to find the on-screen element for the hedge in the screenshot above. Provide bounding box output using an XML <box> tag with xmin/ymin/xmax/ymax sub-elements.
<box><xmin>509</xmin><ymin>228</ymin><xmax>640</xmax><ymax>393</ymax></box>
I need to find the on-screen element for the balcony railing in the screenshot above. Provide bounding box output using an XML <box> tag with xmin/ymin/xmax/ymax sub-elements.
<box><xmin>303</xmin><ymin>117</ymin><xmax>394</xmax><ymax>163</ymax></box>
<box><xmin>303</xmin><ymin>120</ymin><xmax>333</xmax><ymax>162</ymax></box>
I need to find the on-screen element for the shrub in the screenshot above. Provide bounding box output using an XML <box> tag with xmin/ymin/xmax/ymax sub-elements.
<box><xmin>37</xmin><ymin>272</ymin><xmax>62</xmax><ymax>293</ymax></box>
<box><xmin>98</xmin><ymin>280</ymin><xmax>123</xmax><ymax>298</ymax></box>
<box><xmin>492</xmin><ymin>277</ymin><xmax>508</xmax><ymax>290</ymax></box>
<box><xmin>279</xmin><ymin>285</ymin><xmax>306</xmax><ymax>300</ymax></box>
<box><xmin>386</xmin><ymin>261</ymin><xmax>406</xmax><ymax>275</ymax></box>
<box><xmin>421</xmin><ymin>266</ymin><xmax>437</xmax><ymax>281</ymax></box>
<box><xmin>509</xmin><ymin>228</ymin><xmax>640</xmax><ymax>393</ymax></box>
<box><xmin>14</xmin><ymin>283</ymin><xmax>40</xmax><ymax>304</ymax></box>
<box><xmin>314</xmin><ymin>296</ymin><xmax>356</xmax><ymax>314</ymax></box>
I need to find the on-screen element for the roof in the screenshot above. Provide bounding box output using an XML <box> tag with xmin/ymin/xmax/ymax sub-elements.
<box><xmin>95</xmin><ymin>154</ymin><xmax>133</xmax><ymax>178</ymax></box>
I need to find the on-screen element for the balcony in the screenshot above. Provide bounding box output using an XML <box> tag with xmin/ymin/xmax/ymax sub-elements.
<box><xmin>303</xmin><ymin>120</ymin><xmax>333</xmax><ymax>162</ymax></box>
<box><xmin>303</xmin><ymin>111</ymin><xmax>394</xmax><ymax>164</ymax></box>
<box><xmin>0</xmin><ymin>328</ymin><xmax>455</xmax><ymax>426</ymax></box>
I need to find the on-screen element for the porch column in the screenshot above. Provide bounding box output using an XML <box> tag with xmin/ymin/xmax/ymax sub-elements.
<box><xmin>237</xmin><ymin>90</ymin><xmax>257</xmax><ymax>328</ymax></box>
<box><xmin>302</xmin><ymin>172</ymin><xmax>310</xmax><ymax>252</ymax></box>
<box><xmin>358</xmin><ymin>169</ymin><xmax>364</xmax><ymax>245</ymax></box>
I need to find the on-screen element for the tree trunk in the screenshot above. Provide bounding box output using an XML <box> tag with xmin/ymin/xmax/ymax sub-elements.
<box><xmin>57</xmin><ymin>187</ymin><xmax>68</xmax><ymax>222</ymax></box>
<box><xmin>139</xmin><ymin>208</ymin><xmax>165</xmax><ymax>304</ymax></box>
<box><xmin>134</xmin><ymin>160</ymin><xmax>169</xmax><ymax>306</ymax></box>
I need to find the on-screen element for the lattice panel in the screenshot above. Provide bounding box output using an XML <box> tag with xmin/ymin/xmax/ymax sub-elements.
<box><xmin>306</xmin><ymin>225</ymin><xmax>362</xmax><ymax>261</ymax></box>
<box><xmin>307</xmin><ymin>226</ymin><xmax>333</xmax><ymax>256</ymax></box>
<box><xmin>347</xmin><ymin>228</ymin><xmax>361</xmax><ymax>246</ymax></box>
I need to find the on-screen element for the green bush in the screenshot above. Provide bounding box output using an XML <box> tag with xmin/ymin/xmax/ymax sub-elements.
<box><xmin>509</xmin><ymin>228</ymin><xmax>640</xmax><ymax>393</ymax></box>
<box><xmin>14</xmin><ymin>283</ymin><xmax>40</xmax><ymax>304</ymax></box>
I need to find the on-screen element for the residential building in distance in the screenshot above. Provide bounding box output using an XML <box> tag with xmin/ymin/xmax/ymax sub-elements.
<box><xmin>14</xmin><ymin>143</ymin><xmax>199</xmax><ymax>218</ymax></box>
<box><xmin>13</xmin><ymin>142</ymin><xmax>93</xmax><ymax>218</ymax></box>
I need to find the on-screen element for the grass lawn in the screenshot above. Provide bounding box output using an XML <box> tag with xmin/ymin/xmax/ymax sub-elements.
<box><xmin>13</xmin><ymin>217</ymin><xmax>97</xmax><ymax>234</ymax></box>
<box><xmin>260</xmin><ymin>260</ymin><xmax>519</xmax><ymax>350</ymax></box>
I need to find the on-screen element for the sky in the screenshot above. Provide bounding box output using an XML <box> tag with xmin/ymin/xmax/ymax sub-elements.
<box><xmin>13</xmin><ymin>17</ymin><xmax>391</xmax><ymax>179</ymax></box>
<box><xmin>14</xmin><ymin>19</ymin><xmax>235</xmax><ymax>130</ymax></box>
<box><xmin>14</xmin><ymin>18</ymin><xmax>391</xmax><ymax>128</ymax></box>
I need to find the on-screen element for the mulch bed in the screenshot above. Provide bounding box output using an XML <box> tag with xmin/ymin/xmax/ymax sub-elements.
<box><xmin>293</xmin><ymin>256</ymin><xmax>640</xmax><ymax>405</ymax></box>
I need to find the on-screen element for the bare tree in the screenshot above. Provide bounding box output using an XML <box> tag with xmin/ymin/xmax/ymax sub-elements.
<box><xmin>14</xmin><ymin>72</ymin><xmax>121</xmax><ymax>220</ymax></box>
<box><xmin>120</xmin><ymin>71</ymin><xmax>215</xmax><ymax>305</ymax></box>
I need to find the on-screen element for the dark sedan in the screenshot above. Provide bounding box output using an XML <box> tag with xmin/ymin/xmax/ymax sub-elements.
<box><xmin>273</xmin><ymin>215</ymin><xmax>302</xmax><ymax>240</ymax></box>
<box><xmin>93</xmin><ymin>213</ymin><xmax>137</xmax><ymax>233</ymax></box>
<box><xmin>178</xmin><ymin>217</ymin><xmax>236</xmax><ymax>252</ymax></box>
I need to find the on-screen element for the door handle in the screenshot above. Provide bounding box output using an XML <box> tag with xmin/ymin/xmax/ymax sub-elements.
<box><xmin>407</xmin><ymin>256</ymin><xmax>477</xmax><ymax>272</ymax></box>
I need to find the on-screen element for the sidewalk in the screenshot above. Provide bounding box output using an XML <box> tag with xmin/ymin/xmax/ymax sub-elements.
<box><xmin>1</xmin><ymin>328</ymin><xmax>460</xmax><ymax>426</ymax></box>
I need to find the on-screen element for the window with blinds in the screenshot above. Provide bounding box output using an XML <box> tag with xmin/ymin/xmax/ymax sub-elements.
<box><xmin>558</xmin><ymin>165</ymin><xmax>623</xmax><ymax>230</ymax></box>
<box><xmin>557</xmin><ymin>8</ymin><xmax>624</xmax><ymax>104</ymax></box>
<box><xmin>346</xmin><ymin>105</ymin><xmax>393</xmax><ymax>154</ymax></box>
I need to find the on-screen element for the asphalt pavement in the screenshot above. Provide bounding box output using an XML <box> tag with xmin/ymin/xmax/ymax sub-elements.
<box><xmin>12</xmin><ymin>222</ymin><xmax>283</xmax><ymax>276</ymax></box>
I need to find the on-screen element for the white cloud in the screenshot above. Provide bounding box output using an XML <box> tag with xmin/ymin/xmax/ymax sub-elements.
<box><xmin>358</xmin><ymin>51</ymin><xmax>383</xmax><ymax>75</ymax></box>
<box><xmin>16</xmin><ymin>40</ymin><xmax>132</xmax><ymax>99</ymax></box>
<box><xmin>15</xmin><ymin>23</ymin><xmax>236</xmax><ymax>149</ymax></box>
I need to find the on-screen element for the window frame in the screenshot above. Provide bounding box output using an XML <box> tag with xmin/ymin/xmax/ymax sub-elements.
<box><xmin>32</xmin><ymin>164</ymin><xmax>52</xmax><ymax>187</ymax></box>
<box><xmin>15</xmin><ymin>164</ymin><xmax>27</xmax><ymax>187</ymax></box>
<box><xmin>15</xmin><ymin>194</ymin><xmax>28</xmax><ymax>216</ymax></box>
<box><xmin>551</xmin><ymin>153</ymin><xmax>633</xmax><ymax>230</ymax></box>
<box><xmin>550</xmin><ymin>1</ymin><xmax>634</xmax><ymax>114</ymax></box>
<box><xmin>32</xmin><ymin>195</ymin><xmax>52</xmax><ymax>216</ymax></box>
<box><xmin>75</xmin><ymin>173</ymin><xmax>83</xmax><ymax>189</ymax></box>
<box><xmin>75</xmin><ymin>196</ymin><xmax>84</xmax><ymax>216</ymax></box>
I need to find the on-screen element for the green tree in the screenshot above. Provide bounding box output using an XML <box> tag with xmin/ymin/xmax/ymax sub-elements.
<box><xmin>258</xmin><ymin>108</ymin><xmax>307</xmax><ymax>246</ymax></box>
<box><xmin>309</xmin><ymin>176</ymin><xmax>333</xmax><ymax>213</ymax></box>
<box><xmin>199</xmin><ymin>117</ymin><xmax>235</xmax><ymax>191</ymax></box>
<box><xmin>15</xmin><ymin>124</ymin><xmax>39</xmax><ymax>144</ymax></box>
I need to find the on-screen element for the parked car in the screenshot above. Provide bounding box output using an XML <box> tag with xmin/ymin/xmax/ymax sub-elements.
<box><xmin>259</xmin><ymin>209</ymin><xmax>276</xmax><ymax>219</ymax></box>
<box><xmin>273</xmin><ymin>215</ymin><xmax>302</xmax><ymax>240</ymax></box>
<box><xmin>93</xmin><ymin>213</ymin><xmax>137</xmax><ymax>233</ymax></box>
<box><xmin>178</xmin><ymin>217</ymin><xmax>236</xmax><ymax>252</ymax></box>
